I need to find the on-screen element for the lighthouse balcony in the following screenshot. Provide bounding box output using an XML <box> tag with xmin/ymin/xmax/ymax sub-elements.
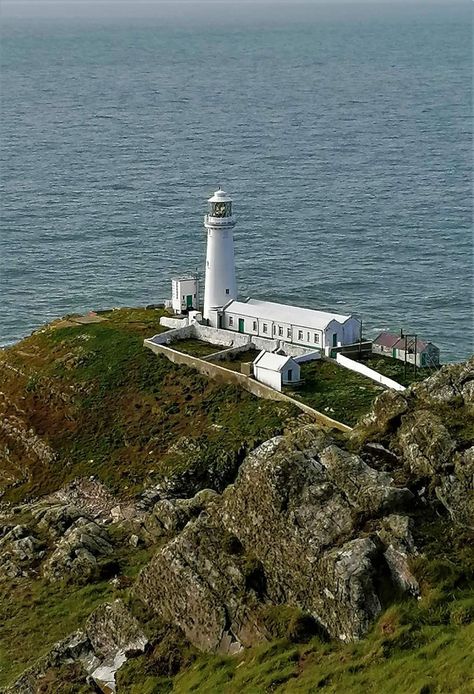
<box><xmin>204</xmin><ymin>214</ymin><xmax>236</xmax><ymax>227</ymax></box>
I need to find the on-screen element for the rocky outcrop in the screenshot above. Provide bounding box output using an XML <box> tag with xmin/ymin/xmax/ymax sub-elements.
<box><xmin>4</xmin><ymin>600</ymin><xmax>147</xmax><ymax>694</ymax></box>
<box><xmin>42</xmin><ymin>517</ymin><xmax>115</xmax><ymax>582</ymax></box>
<box><xmin>136</xmin><ymin>426</ymin><xmax>416</xmax><ymax>650</ymax></box>
<box><xmin>353</xmin><ymin>357</ymin><xmax>474</xmax><ymax>527</ymax></box>
<box><xmin>0</xmin><ymin>523</ymin><xmax>44</xmax><ymax>580</ymax></box>
<box><xmin>435</xmin><ymin>446</ymin><xmax>474</xmax><ymax>530</ymax></box>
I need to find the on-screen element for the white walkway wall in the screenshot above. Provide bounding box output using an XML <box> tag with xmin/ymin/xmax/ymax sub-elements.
<box><xmin>336</xmin><ymin>354</ymin><xmax>405</xmax><ymax>391</ymax></box>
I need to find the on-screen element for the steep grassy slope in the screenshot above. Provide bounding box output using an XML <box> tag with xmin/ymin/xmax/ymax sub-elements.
<box><xmin>0</xmin><ymin>308</ymin><xmax>299</xmax><ymax>503</ymax></box>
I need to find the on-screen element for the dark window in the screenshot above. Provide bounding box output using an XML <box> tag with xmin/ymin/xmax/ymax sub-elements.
<box><xmin>263</xmin><ymin>324</ymin><xmax>268</xmax><ymax>333</ymax></box>
<box><xmin>253</xmin><ymin>321</ymin><xmax>257</xmax><ymax>331</ymax></box>
<box><xmin>278</xmin><ymin>326</ymin><xmax>283</xmax><ymax>336</ymax></box>
<box><xmin>225</xmin><ymin>288</ymin><xmax>230</xmax><ymax>295</ymax></box>
<box><xmin>287</xmin><ymin>369</ymin><xmax>293</xmax><ymax>382</ymax></box>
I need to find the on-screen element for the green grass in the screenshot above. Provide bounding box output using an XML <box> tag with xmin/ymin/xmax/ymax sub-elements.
<box><xmin>167</xmin><ymin>339</ymin><xmax>225</xmax><ymax>357</ymax></box>
<box><xmin>357</xmin><ymin>354</ymin><xmax>435</xmax><ymax>388</ymax></box>
<box><xmin>285</xmin><ymin>359</ymin><xmax>384</xmax><ymax>426</ymax></box>
<box><xmin>0</xmin><ymin>578</ymin><xmax>113</xmax><ymax>686</ymax></box>
<box><xmin>2</xmin><ymin>308</ymin><xmax>298</xmax><ymax>501</ymax></box>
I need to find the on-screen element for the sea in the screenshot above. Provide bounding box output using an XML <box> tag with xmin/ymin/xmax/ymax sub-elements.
<box><xmin>0</xmin><ymin>1</ymin><xmax>472</xmax><ymax>362</ymax></box>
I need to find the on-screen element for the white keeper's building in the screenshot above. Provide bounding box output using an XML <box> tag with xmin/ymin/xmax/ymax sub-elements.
<box><xmin>221</xmin><ymin>298</ymin><xmax>360</xmax><ymax>352</ymax></box>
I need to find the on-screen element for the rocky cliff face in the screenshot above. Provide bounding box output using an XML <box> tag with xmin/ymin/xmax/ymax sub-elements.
<box><xmin>2</xmin><ymin>356</ymin><xmax>473</xmax><ymax>692</ymax></box>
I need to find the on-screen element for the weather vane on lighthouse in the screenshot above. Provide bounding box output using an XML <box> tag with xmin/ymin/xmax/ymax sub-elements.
<box><xmin>203</xmin><ymin>188</ymin><xmax>237</xmax><ymax>326</ymax></box>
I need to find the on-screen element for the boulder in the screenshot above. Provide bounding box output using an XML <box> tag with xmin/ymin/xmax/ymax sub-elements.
<box><xmin>435</xmin><ymin>446</ymin><xmax>474</xmax><ymax>529</ymax></box>
<box><xmin>42</xmin><ymin>518</ymin><xmax>114</xmax><ymax>582</ymax></box>
<box><xmin>395</xmin><ymin>410</ymin><xmax>456</xmax><ymax>478</ymax></box>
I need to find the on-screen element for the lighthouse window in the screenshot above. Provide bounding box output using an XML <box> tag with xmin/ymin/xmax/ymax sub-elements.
<box><xmin>225</xmin><ymin>288</ymin><xmax>230</xmax><ymax>295</ymax></box>
<box><xmin>253</xmin><ymin>321</ymin><xmax>257</xmax><ymax>331</ymax></box>
<box><xmin>263</xmin><ymin>324</ymin><xmax>268</xmax><ymax>334</ymax></box>
<box><xmin>314</xmin><ymin>333</ymin><xmax>320</xmax><ymax>344</ymax></box>
<box><xmin>229</xmin><ymin>317</ymin><xmax>234</xmax><ymax>326</ymax></box>
<box><xmin>278</xmin><ymin>326</ymin><xmax>283</xmax><ymax>336</ymax></box>
<box><xmin>298</xmin><ymin>330</ymin><xmax>303</xmax><ymax>340</ymax></box>
<box><xmin>287</xmin><ymin>328</ymin><xmax>291</xmax><ymax>338</ymax></box>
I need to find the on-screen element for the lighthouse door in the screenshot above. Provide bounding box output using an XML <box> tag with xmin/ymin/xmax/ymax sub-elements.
<box><xmin>238</xmin><ymin>319</ymin><xmax>245</xmax><ymax>333</ymax></box>
<box><xmin>186</xmin><ymin>295</ymin><xmax>193</xmax><ymax>309</ymax></box>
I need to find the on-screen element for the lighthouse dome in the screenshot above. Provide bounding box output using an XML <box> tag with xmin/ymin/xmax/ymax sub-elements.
<box><xmin>208</xmin><ymin>188</ymin><xmax>232</xmax><ymax>203</ymax></box>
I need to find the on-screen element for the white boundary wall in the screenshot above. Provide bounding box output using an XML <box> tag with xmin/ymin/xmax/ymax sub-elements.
<box><xmin>336</xmin><ymin>354</ymin><xmax>405</xmax><ymax>391</ymax></box>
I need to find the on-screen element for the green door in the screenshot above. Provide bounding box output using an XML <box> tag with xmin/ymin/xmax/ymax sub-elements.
<box><xmin>392</xmin><ymin>348</ymin><xmax>397</xmax><ymax>358</ymax></box>
<box><xmin>332</xmin><ymin>333</ymin><xmax>338</xmax><ymax>347</ymax></box>
<box><xmin>238</xmin><ymin>318</ymin><xmax>245</xmax><ymax>333</ymax></box>
<box><xmin>186</xmin><ymin>295</ymin><xmax>193</xmax><ymax>309</ymax></box>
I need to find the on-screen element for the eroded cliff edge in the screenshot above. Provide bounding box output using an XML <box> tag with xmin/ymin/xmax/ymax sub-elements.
<box><xmin>1</xmin><ymin>327</ymin><xmax>473</xmax><ymax>692</ymax></box>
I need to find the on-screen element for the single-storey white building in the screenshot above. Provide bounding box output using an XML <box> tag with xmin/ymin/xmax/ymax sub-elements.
<box><xmin>220</xmin><ymin>298</ymin><xmax>361</xmax><ymax>353</ymax></box>
<box><xmin>372</xmin><ymin>332</ymin><xmax>440</xmax><ymax>367</ymax></box>
<box><xmin>253</xmin><ymin>351</ymin><xmax>300</xmax><ymax>392</ymax></box>
<box><xmin>171</xmin><ymin>276</ymin><xmax>200</xmax><ymax>314</ymax></box>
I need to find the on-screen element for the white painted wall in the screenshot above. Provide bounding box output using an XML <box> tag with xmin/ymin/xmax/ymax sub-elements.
<box><xmin>171</xmin><ymin>278</ymin><xmax>199</xmax><ymax>314</ymax></box>
<box><xmin>203</xmin><ymin>224</ymin><xmax>237</xmax><ymax>319</ymax></box>
<box><xmin>254</xmin><ymin>365</ymin><xmax>283</xmax><ymax>391</ymax></box>
<box><xmin>281</xmin><ymin>361</ymin><xmax>300</xmax><ymax>384</ymax></box>
<box><xmin>293</xmin><ymin>351</ymin><xmax>321</xmax><ymax>363</ymax></box>
<box><xmin>336</xmin><ymin>354</ymin><xmax>405</xmax><ymax>391</ymax></box>
<box><xmin>160</xmin><ymin>316</ymin><xmax>189</xmax><ymax>330</ymax></box>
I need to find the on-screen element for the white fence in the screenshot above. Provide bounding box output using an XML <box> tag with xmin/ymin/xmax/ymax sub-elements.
<box><xmin>336</xmin><ymin>354</ymin><xmax>405</xmax><ymax>391</ymax></box>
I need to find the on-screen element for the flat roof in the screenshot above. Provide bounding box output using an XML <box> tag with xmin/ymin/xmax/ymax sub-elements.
<box><xmin>224</xmin><ymin>298</ymin><xmax>355</xmax><ymax>331</ymax></box>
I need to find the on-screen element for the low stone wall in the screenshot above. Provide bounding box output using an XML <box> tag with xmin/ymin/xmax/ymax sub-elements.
<box><xmin>150</xmin><ymin>325</ymin><xmax>194</xmax><ymax>345</ymax></box>
<box><xmin>144</xmin><ymin>339</ymin><xmax>352</xmax><ymax>433</ymax></box>
<box><xmin>293</xmin><ymin>351</ymin><xmax>321</xmax><ymax>364</ymax></box>
<box><xmin>332</xmin><ymin>341</ymin><xmax>373</xmax><ymax>358</ymax></box>
<box><xmin>194</xmin><ymin>324</ymin><xmax>250</xmax><ymax>347</ymax></box>
<box><xmin>160</xmin><ymin>316</ymin><xmax>188</xmax><ymax>330</ymax></box>
<box><xmin>204</xmin><ymin>344</ymin><xmax>253</xmax><ymax>362</ymax></box>
<box><xmin>336</xmin><ymin>353</ymin><xmax>405</xmax><ymax>391</ymax></box>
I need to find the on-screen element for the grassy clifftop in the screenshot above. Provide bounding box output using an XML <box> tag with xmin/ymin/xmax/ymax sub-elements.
<box><xmin>0</xmin><ymin>308</ymin><xmax>299</xmax><ymax>503</ymax></box>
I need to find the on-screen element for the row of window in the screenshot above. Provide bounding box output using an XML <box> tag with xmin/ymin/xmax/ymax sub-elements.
<box><xmin>227</xmin><ymin>316</ymin><xmax>320</xmax><ymax>344</ymax></box>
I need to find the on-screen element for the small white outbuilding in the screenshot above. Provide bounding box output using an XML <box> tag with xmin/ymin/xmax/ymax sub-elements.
<box><xmin>253</xmin><ymin>350</ymin><xmax>300</xmax><ymax>392</ymax></box>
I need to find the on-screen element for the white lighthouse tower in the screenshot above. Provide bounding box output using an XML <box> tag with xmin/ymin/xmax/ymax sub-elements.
<box><xmin>203</xmin><ymin>188</ymin><xmax>237</xmax><ymax>326</ymax></box>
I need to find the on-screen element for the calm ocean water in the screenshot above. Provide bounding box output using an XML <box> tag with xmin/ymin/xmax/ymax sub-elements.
<box><xmin>0</xmin><ymin>2</ymin><xmax>472</xmax><ymax>361</ymax></box>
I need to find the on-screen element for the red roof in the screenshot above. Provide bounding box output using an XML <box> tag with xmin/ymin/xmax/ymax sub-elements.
<box><xmin>374</xmin><ymin>331</ymin><xmax>432</xmax><ymax>353</ymax></box>
<box><xmin>373</xmin><ymin>332</ymin><xmax>400</xmax><ymax>349</ymax></box>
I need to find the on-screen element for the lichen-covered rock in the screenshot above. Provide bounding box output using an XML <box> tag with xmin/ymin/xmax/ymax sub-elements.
<box><xmin>435</xmin><ymin>446</ymin><xmax>474</xmax><ymax>529</ymax></box>
<box><xmin>395</xmin><ymin>410</ymin><xmax>456</xmax><ymax>478</ymax></box>
<box><xmin>5</xmin><ymin>601</ymin><xmax>147</xmax><ymax>694</ymax></box>
<box><xmin>136</xmin><ymin>425</ymin><xmax>415</xmax><ymax>649</ymax></box>
<box><xmin>377</xmin><ymin>514</ymin><xmax>419</xmax><ymax>595</ymax></box>
<box><xmin>0</xmin><ymin>524</ymin><xmax>43</xmax><ymax>580</ymax></box>
<box><xmin>143</xmin><ymin>488</ymin><xmax>219</xmax><ymax>538</ymax></box>
<box><xmin>42</xmin><ymin>518</ymin><xmax>114</xmax><ymax>582</ymax></box>
<box><xmin>84</xmin><ymin>599</ymin><xmax>148</xmax><ymax>692</ymax></box>
<box><xmin>414</xmin><ymin>357</ymin><xmax>474</xmax><ymax>407</ymax></box>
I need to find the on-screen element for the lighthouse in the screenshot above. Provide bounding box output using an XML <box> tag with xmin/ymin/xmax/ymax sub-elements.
<box><xmin>203</xmin><ymin>188</ymin><xmax>237</xmax><ymax>326</ymax></box>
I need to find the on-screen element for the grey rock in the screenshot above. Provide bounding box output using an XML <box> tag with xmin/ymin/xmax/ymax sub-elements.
<box><xmin>435</xmin><ymin>446</ymin><xmax>474</xmax><ymax>529</ymax></box>
<box><xmin>42</xmin><ymin>520</ymin><xmax>114</xmax><ymax>582</ymax></box>
<box><xmin>136</xmin><ymin>425</ymin><xmax>415</xmax><ymax>650</ymax></box>
<box><xmin>396</xmin><ymin>410</ymin><xmax>456</xmax><ymax>478</ymax></box>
